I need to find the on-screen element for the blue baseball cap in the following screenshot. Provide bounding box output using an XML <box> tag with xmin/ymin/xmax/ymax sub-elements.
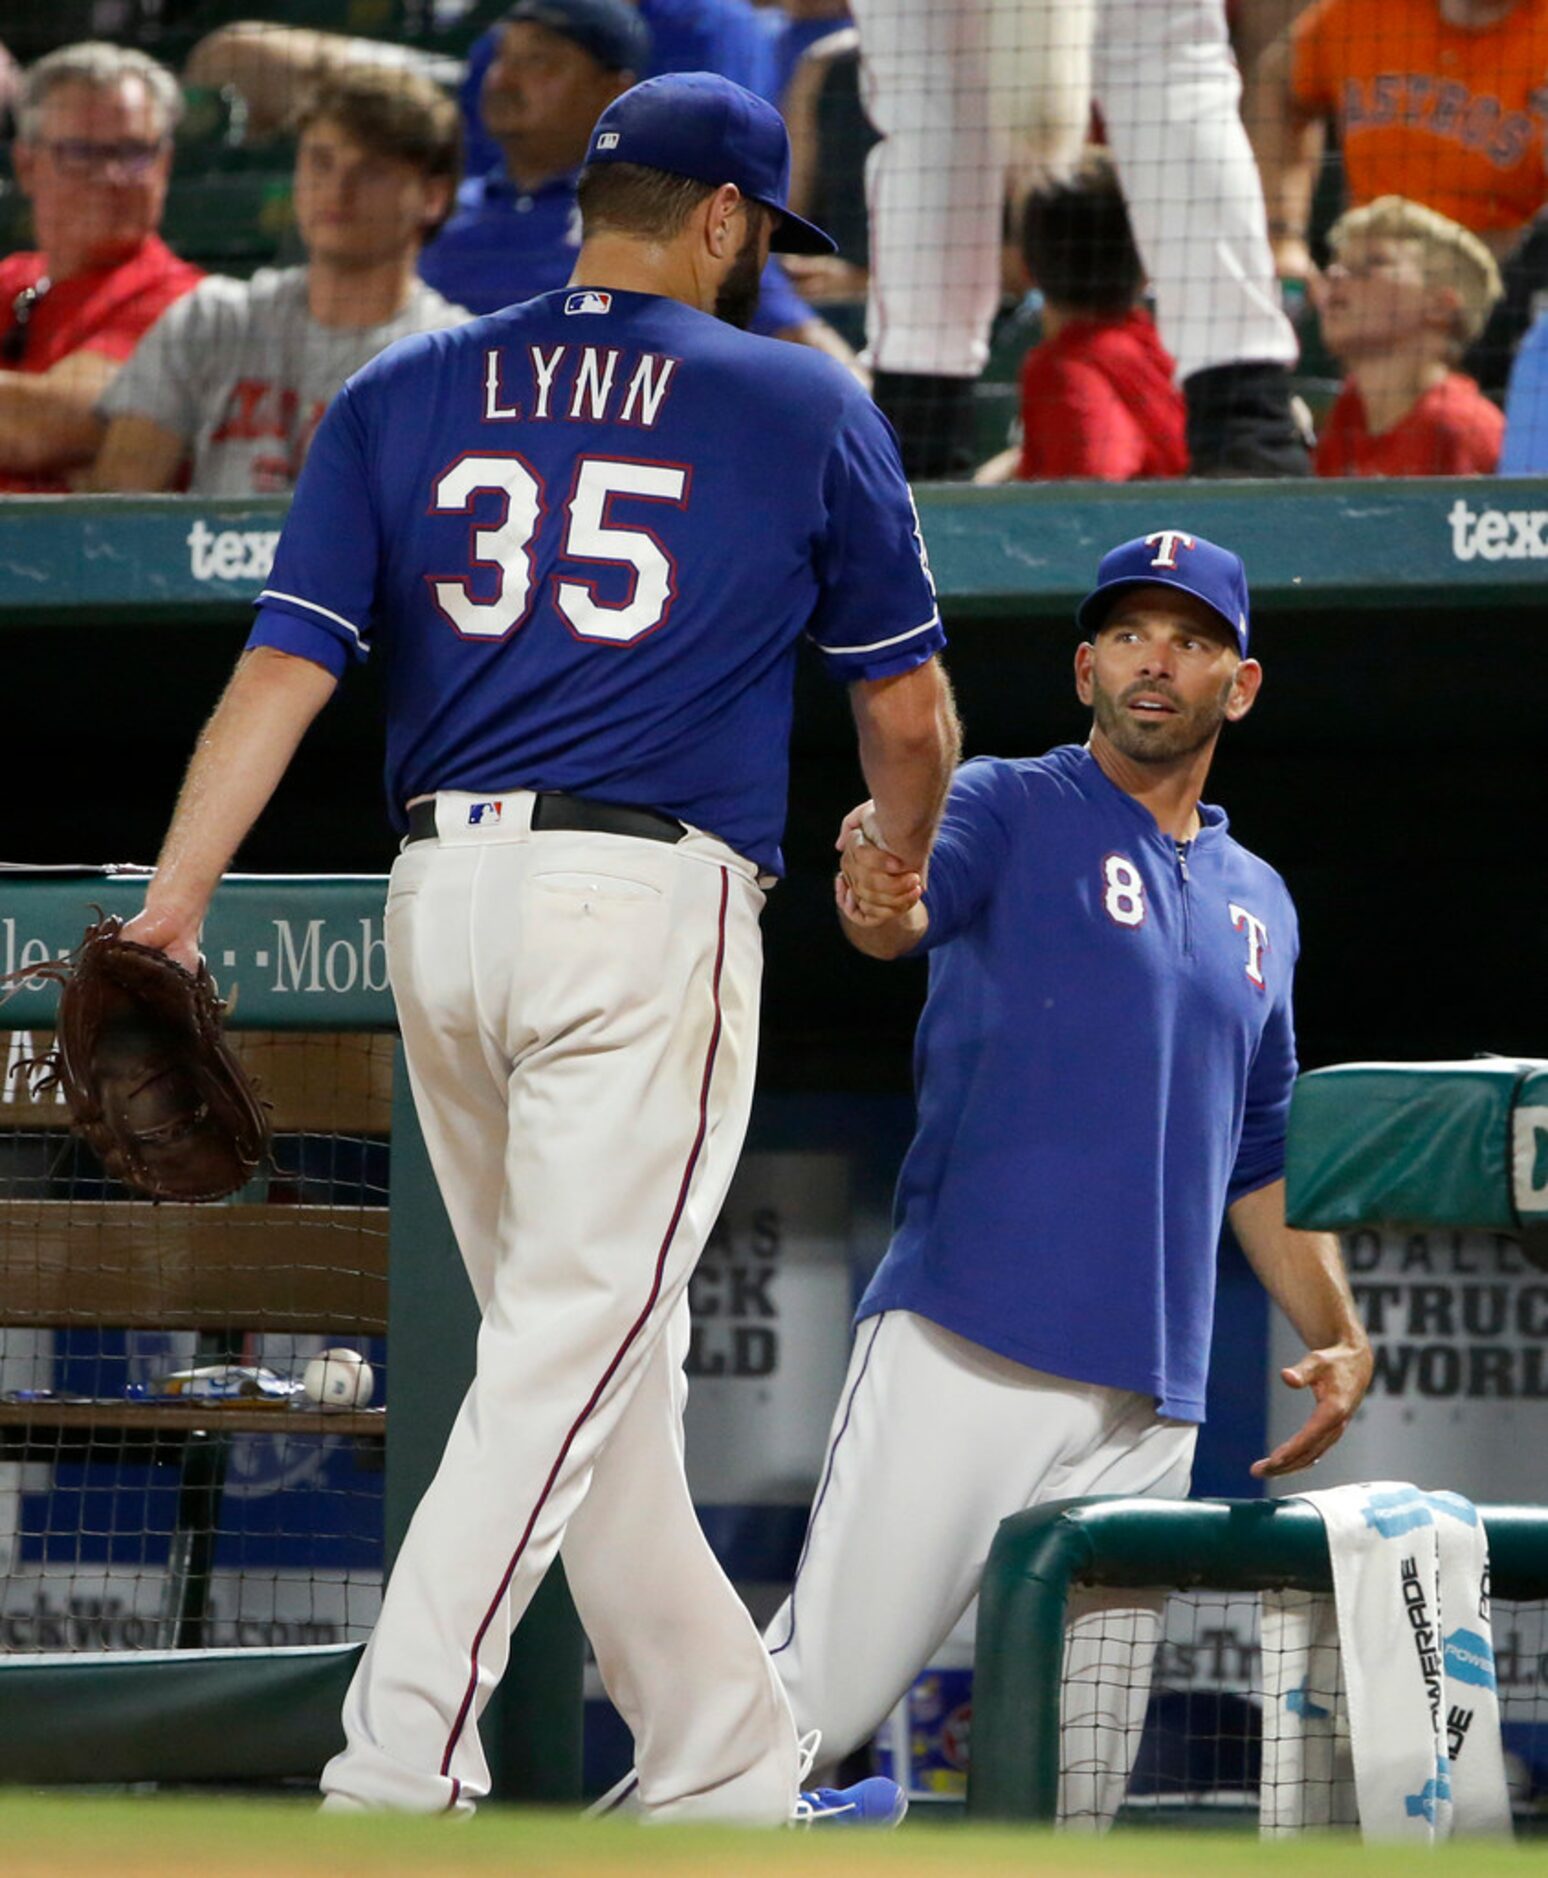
<box><xmin>502</xmin><ymin>0</ymin><xmax>651</xmax><ymax>73</ymax></box>
<box><xmin>1075</xmin><ymin>530</ymin><xmax>1251</xmax><ymax>655</ymax></box>
<box><xmin>583</xmin><ymin>72</ymin><xmax>838</xmax><ymax>255</ymax></box>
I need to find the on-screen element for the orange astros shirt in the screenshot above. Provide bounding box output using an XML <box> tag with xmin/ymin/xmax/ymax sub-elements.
<box><xmin>1292</xmin><ymin>0</ymin><xmax>1548</xmax><ymax>235</ymax></box>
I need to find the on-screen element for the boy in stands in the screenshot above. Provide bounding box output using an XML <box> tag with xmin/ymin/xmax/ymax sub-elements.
<box><xmin>1315</xmin><ymin>196</ymin><xmax>1503</xmax><ymax>479</ymax></box>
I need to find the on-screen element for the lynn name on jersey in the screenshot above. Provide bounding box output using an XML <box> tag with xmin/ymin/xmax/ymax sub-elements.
<box><xmin>480</xmin><ymin>299</ymin><xmax>679</xmax><ymax>428</ymax></box>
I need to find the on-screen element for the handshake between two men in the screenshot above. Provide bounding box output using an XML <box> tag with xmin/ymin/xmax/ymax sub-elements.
<box><xmin>834</xmin><ymin>800</ymin><xmax>932</xmax><ymax>958</ymax></box>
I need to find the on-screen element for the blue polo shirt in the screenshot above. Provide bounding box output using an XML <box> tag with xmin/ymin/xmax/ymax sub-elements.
<box><xmin>418</xmin><ymin>164</ymin><xmax>814</xmax><ymax>336</ymax></box>
<box><xmin>857</xmin><ymin>745</ymin><xmax>1300</xmax><ymax>1422</ymax></box>
<box><xmin>419</xmin><ymin>167</ymin><xmax>583</xmax><ymax>315</ymax></box>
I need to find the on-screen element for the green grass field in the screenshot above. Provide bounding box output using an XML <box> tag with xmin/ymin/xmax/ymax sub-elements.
<box><xmin>2</xmin><ymin>1796</ymin><xmax>1540</xmax><ymax>1877</ymax></box>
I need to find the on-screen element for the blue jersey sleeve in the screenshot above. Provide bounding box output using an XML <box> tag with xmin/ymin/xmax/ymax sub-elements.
<box><xmin>1229</xmin><ymin>911</ymin><xmax>1301</xmax><ymax>1201</ymax></box>
<box><xmin>1501</xmin><ymin>316</ymin><xmax>1548</xmax><ymax>473</ymax></box>
<box><xmin>807</xmin><ymin>385</ymin><xmax>943</xmax><ymax>682</ymax></box>
<box><xmin>913</xmin><ymin>759</ymin><xmax>1017</xmax><ymax>950</ymax></box>
<box><xmin>246</xmin><ymin>383</ymin><xmax>380</xmax><ymax>677</ymax></box>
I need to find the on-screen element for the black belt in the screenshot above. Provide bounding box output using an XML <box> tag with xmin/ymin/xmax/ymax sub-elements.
<box><xmin>406</xmin><ymin>792</ymin><xmax>686</xmax><ymax>847</ymax></box>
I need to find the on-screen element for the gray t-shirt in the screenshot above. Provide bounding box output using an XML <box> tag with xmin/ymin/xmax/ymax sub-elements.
<box><xmin>99</xmin><ymin>266</ymin><xmax>469</xmax><ymax>495</ymax></box>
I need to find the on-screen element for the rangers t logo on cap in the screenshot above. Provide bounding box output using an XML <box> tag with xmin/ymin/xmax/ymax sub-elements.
<box><xmin>1144</xmin><ymin>530</ymin><xmax>1196</xmax><ymax>569</ymax></box>
<box><xmin>1075</xmin><ymin>530</ymin><xmax>1253</xmax><ymax>655</ymax></box>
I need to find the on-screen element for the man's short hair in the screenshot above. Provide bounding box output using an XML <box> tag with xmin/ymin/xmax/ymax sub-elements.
<box><xmin>295</xmin><ymin>67</ymin><xmax>463</xmax><ymax>237</ymax></box>
<box><xmin>17</xmin><ymin>42</ymin><xmax>182</xmax><ymax>142</ymax></box>
<box><xmin>1328</xmin><ymin>195</ymin><xmax>1503</xmax><ymax>356</ymax></box>
<box><xmin>578</xmin><ymin>160</ymin><xmax>744</xmax><ymax>242</ymax></box>
<box><xmin>1020</xmin><ymin>149</ymin><xmax>1144</xmax><ymax>318</ymax></box>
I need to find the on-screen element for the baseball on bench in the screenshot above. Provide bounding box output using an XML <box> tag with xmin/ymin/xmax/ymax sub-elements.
<box><xmin>303</xmin><ymin>1346</ymin><xmax>375</xmax><ymax>1409</ymax></box>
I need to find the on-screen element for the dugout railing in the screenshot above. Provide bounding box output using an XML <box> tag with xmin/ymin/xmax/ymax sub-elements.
<box><xmin>970</xmin><ymin>1494</ymin><xmax>1548</xmax><ymax>1823</ymax></box>
<box><xmin>1</xmin><ymin>479</ymin><xmax>1545</xmax><ymax>623</ymax></box>
<box><xmin>0</xmin><ymin>872</ymin><xmax>582</xmax><ymax>1794</ymax></box>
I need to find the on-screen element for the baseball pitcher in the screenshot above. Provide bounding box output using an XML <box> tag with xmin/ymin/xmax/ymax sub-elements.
<box><xmin>122</xmin><ymin>71</ymin><xmax>958</xmax><ymax>1824</ymax></box>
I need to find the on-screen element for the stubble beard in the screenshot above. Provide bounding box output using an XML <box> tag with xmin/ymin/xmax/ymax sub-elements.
<box><xmin>714</xmin><ymin>221</ymin><xmax>765</xmax><ymax>329</ymax></box>
<box><xmin>1090</xmin><ymin>672</ymin><xmax>1234</xmax><ymax>765</ymax></box>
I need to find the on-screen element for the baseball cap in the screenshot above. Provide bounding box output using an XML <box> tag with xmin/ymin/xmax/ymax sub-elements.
<box><xmin>1075</xmin><ymin>530</ymin><xmax>1251</xmax><ymax>655</ymax></box>
<box><xmin>502</xmin><ymin>0</ymin><xmax>651</xmax><ymax>75</ymax></box>
<box><xmin>583</xmin><ymin>72</ymin><xmax>838</xmax><ymax>255</ymax></box>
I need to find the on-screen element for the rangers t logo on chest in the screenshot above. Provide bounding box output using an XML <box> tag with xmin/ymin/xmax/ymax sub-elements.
<box><xmin>1229</xmin><ymin>903</ymin><xmax>1268</xmax><ymax>989</ymax></box>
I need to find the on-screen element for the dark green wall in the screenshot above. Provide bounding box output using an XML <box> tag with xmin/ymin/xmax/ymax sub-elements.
<box><xmin>10</xmin><ymin>598</ymin><xmax>1542</xmax><ymax>1086</ymax></box>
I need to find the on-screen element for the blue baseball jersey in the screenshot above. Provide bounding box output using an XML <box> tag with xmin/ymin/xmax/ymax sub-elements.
<box><xmin>857</xmin><ymin>745</ymin><xmax>1300</xmax><ymax>1422</ymax></box>
<box><xmin>247</xmin><ymin>287</ymin><xmax>942</xmax><ymax>873</ymax></box>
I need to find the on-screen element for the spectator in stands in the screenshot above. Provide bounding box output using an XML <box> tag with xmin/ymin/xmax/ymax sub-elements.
<box><xmin>82</xmin><ymin>67</ymin><xmax>466</xmax><ymax>496</ymax></box>
<box><xmin>1498</xmin><ymin>303</ymin><xmax>1548</xmax><ymax>472</ymax></box>
<box><xmin>977</xmin><ymin>152</ymin><xmax>1187</xmax><ymax>484</ymax></box>
<box><xmin>418</xmin><ymin>0</ymin><xmax>861</xmax><ymax>371</ymax></box>
<box><xmin>1250</xmin><ymin>0</ymin><xmax>1548</xmax><ymax>283</ymax></box>
<box><xmin>418</xmin><ymin>0</ymin><xmax>646</xmax><ymax>314</ymax></box>
<box><xmin>1314</xmin><ymin>197</ymin><xmax>1503</xmax><ymax>478</ymax></box>
<box><xmin>0</xmin><ymin>43</ymin><xmax>201</xmax><ymax>492</ymax></box>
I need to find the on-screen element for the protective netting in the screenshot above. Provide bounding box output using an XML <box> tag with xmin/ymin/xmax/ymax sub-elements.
<box><xmin>1058</xmin><ymin>1589</ymin><xmax>1548</xmax><ymax>1828</ymax></box>
<box><xmin>0</xmin><ymin>3</ymin><xmax>1535</xmax><ymax>495</ymax></box>
<box><xmin>0</xmin><ymin>1028</ymin><xmax>389</xmax><ymax>1653</ymax></box>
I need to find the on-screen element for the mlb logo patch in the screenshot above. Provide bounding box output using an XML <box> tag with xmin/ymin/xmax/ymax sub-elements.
<box><xmin>468</xmin><ymin>801</ymin><xmax>503</xmax><ymax>826</ymax></box>
<box><xmin>596</xmin><ymin>131</ymin><xmax>620</xmax><ymax>151</ymax></box>
<box><xmin>565</xmin><ymin>289</ymin><xmax>612</xmax><ymax>315</ymax></box>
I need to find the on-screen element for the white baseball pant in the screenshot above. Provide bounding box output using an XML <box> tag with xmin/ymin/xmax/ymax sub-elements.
<box><xmin>851</xmin><ymin>0</ymin><xmax>1295</xmax><ymax>381</ymax></box>
<box><xmin>321</xmin><ymin>791</ymin><xmax>799</xmax><ymax>1819</ymax></box>
<box><xmin>764</xmin><ymin>1309</ymin><xmax>1197</xmax><ymax>1822</ymax></box>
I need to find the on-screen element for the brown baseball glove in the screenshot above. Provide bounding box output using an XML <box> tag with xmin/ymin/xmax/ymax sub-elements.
<box><xmin>16</xmin><ymin>913</ymin><xmax>269</xmax><ymax>1203</ymax></box>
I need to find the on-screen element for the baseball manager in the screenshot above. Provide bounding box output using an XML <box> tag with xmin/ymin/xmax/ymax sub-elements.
<box><xmin>772</xmin><ymin>530</ymin><xmax>1374</xmax><ymax>1810</ymax></box>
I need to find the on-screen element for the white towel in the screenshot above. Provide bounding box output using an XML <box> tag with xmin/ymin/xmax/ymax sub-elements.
<box><xmin>1260</xmin><ymin>1586</ymin><xmax>1356</xmax><ymax>1833</ymax></box>
<box><xmin>1260</xmin><ymin>1483</ymin><xmax>1512</xmax><ymax>1841</ymax></box>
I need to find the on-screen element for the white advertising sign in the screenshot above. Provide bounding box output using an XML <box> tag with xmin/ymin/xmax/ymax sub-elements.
<box><xmin>683</xmin><ymin>1152</ymin><xmax>851</xmax><ymax>1506</ymax></box>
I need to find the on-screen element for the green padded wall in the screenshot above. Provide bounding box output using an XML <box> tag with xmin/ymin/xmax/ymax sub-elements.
<box><xmin>1286</xmin><ymin>1059</ymin><xmax>1548</xmax><ymax>1230</ymax></box>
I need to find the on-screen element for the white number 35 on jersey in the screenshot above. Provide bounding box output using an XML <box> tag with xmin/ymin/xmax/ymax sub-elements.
<box><xmin>428</xmin><ymin>452</ymin><xmax>688</xmax><ymax>646</ymax></box>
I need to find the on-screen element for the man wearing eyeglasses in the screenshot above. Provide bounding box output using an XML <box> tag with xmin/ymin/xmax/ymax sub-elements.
<box><xmin>0</xmin><ymin>42</ymin><xmax>201</xmax><ymax>492</ymax></box>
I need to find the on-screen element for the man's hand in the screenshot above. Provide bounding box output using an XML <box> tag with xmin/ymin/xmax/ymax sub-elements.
<box><xmin>1250</xmin><ymin>1336</ymin><xmax>1374</xmax><ymax>1479</ymax></box>
<box><xmin>835</xmin><ymin>799</ymin><xmax>922</xmax><ymax>927</ymax></box>
<box><xmin>121</xmin><ymin>903</ymin><xmax>202</xmax><ymax>973</ymax></box>
<box><xmin>1229</xmin><ymin>1181</ymin><xmax>1373</xmax><ymax>1482</ymax></box>
<box><xmin>123</xmin><ymin>646</ymin><xmax>337</xmax><ymax>978</ymax></box>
